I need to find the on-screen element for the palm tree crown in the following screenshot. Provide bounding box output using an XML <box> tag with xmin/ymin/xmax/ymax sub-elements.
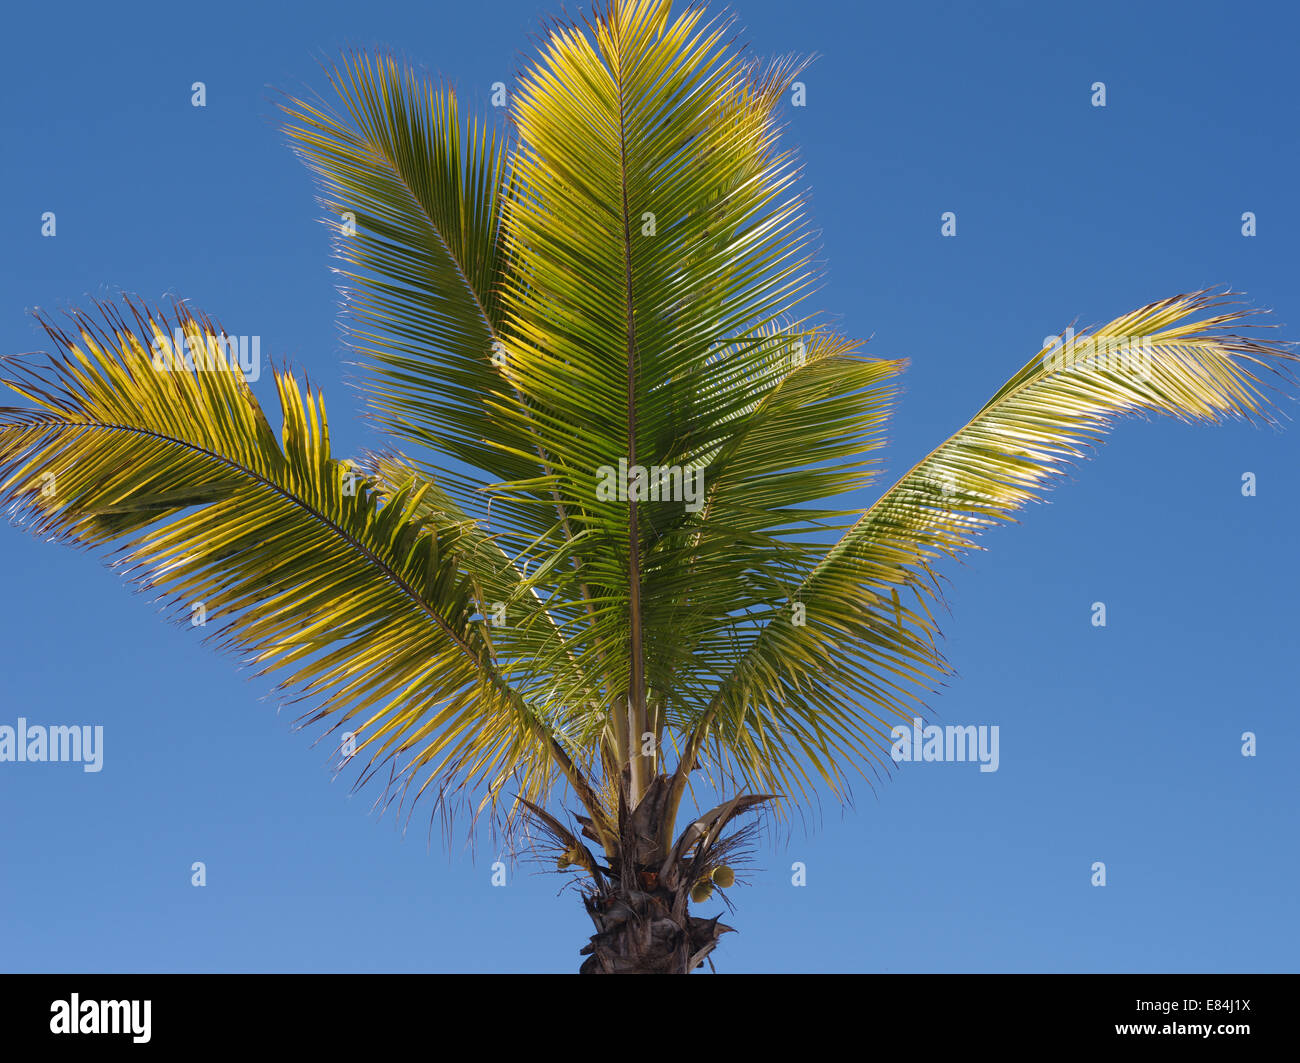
<box><xmin>2</xmin><ymin>0</ymin><xmax>1292</xmax><ymax>971</ymax></box>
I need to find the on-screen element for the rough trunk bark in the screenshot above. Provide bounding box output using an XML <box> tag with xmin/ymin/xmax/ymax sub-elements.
<box><xmin>579</xmin><ymin>872</ymin><xmax>732</xmax><ymax>973</ymax></box>
<box><xmin>518</xmin><ymin>773</ymin><xmax>769</xmax><ymax>973</ymax></box>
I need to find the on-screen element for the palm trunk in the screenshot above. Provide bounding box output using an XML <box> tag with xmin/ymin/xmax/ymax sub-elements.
<box><xmin>579</xmin><ymin>870</ymin><xmax>732</xmax><ymax>973</ymax></box>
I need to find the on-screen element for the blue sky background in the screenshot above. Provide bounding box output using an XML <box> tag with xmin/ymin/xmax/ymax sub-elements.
<box><xmin>1</xmin><ymin>0</ymin><xmax>1296</xmax><ymax>973</ymax></box>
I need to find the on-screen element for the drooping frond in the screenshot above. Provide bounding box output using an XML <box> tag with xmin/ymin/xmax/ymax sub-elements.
<box><xmin>681</xmin><ymin>290</ymin><xmax>1295</xmax><ymax>805</ymax></box>
<box><xmin>0</xmin><ymin>301</ymin><xmax>605</xmax><ymax>834</ymax></box>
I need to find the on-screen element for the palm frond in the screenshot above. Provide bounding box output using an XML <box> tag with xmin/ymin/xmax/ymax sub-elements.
<box><xmin>0</xmin><ymin>300</ymin><xmax>606</xmax><ymax>835</ymax></box>
<box><xmin>281</xmin><ymin>53</ymin><xmax>549</xmax><ymax>533</ymax></box>
<box><xmin>677</xmin><ymin>290</ymin><xmax>1295</xmax><ymax>807</ymax></box>
<box><xmin>493</xmin><ymin>0</ymin><xmax>823</xmax><ymax>798</ymax></box>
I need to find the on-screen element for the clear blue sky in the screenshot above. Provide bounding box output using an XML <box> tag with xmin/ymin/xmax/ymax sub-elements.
<box><xmin>1</xmin><ymin>0</ymin><xmax>1296</xmax><ymax>973</ymax></box>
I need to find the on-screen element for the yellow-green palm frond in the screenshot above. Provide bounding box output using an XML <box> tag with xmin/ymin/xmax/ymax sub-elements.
<box><xmin>0</xmin><ymin>300</ymin><xmax>605</xmax><ymax>835</ymax></box>
<box><xmin>680</xmin><ymin>290</ymin><xmax>1295</xmax><ymax>807</ymax></box>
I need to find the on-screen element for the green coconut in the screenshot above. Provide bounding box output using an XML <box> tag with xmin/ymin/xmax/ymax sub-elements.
<box><xmin>690</xmin><ymin>879</ymin><xmax>714</xmax><ymax>903</ymax></box>
<box><xmin>710</xmin><ymin>865</ymin><xmax>735</xmax><ymax>888</ymax></box>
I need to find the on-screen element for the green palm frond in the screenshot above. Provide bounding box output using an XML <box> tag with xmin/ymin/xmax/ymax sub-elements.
<box><xmin>280</xmin><ymin>53</ymin><xmax>548</xmax><ymax>533</ymax></box>
<box><xmin>675</xmin><ymin>290</ymin><xmax>1295</xmax><ymax>808</ymax></box>
<box><xmin>0</xmin><ymin>301</ymin><xmax>605</xmax><ymax>834</ymax></box>
<box><xmin>491</xmin><ymin>0</ymin><xmax>830</xmax><ymax>794</ymax></box>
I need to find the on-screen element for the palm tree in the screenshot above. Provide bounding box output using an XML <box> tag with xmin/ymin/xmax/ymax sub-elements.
<box><xmin>1</xmin><ymin>0</ymin><xmax>1292</xmax><ymax>974</ymax></box>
